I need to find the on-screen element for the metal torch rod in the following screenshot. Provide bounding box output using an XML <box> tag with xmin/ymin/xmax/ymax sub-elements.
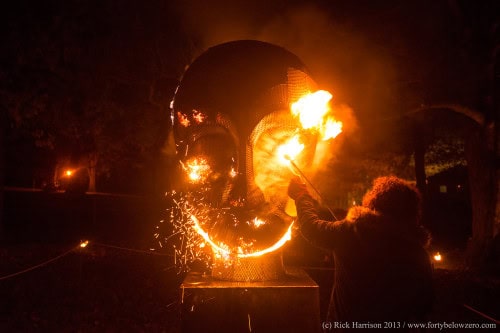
<box><xmin>286</xmin><ymin>156</ymin><xmax>338</xmax><ymax>220</ymax></box>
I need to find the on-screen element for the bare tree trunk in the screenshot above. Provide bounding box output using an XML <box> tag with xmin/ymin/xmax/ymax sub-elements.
<box><xmin>87</xmin><ymin>153</ymin><xmax>98</xmax><ymax>193</ymax></box>
<box><xmin>0</xmin><ymin>107</ymin><xmax>5</xmax><ymax>241</ymax></box>
<box><xmin>414</xmin><ymin>137</ymin><xmax>427</xmax><ymax>196</ymax></box>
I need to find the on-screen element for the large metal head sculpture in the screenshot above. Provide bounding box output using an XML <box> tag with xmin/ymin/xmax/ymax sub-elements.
<box><xmin>170</xmin><ymin>40</ymin><xmax>328</xmax><ymax>281</ymax></box>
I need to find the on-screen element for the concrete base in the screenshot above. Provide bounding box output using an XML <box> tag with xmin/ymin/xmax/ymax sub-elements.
<box><xmin>180</xmin><ymin>267</ymin><xmax>321</xmax><ymax>333</ymax></box>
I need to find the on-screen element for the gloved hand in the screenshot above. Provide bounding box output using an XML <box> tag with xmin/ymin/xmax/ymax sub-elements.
<box><xmin>288</xmin><ymin>176</ymin><xmax>309</xmax><ymax>200</ymax></box>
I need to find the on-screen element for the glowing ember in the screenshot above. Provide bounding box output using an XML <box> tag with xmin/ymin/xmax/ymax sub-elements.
<box><xmin>229</xmin><ymin>167</ymin><xmax>237</xmax><ymax>178</ymax></box>
<box><xmin>433</xmin><ymin>252</ymin><xmax>442</xmax><ymax>262</ymax></box>
<box><xmin>248</xmin><ymin>217</ymin><xmax>266</xmax><ymax>228</ymax></box>
<box><xmin>192</xmin><ymin>109</ymin><xmax>207</xmax><ymax>124</ymax></box>
<box><xmin>181</xmin><ymin>157</ymin><xmax>211</xmax><ymax>183</ymax></box>
<box><xmin>277</xmin><ymin>135</ymin><xmax>304</xmax><ymax>165</ymax></box>
<box><xmin>177</xmin><ymin>111</ymin><xmax>190</xmax><ymax>127</ymax></box>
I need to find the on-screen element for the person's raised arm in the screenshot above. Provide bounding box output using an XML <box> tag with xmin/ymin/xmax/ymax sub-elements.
<box><xmin>288</xmin><ymin>176</ymin><xmax>345</xmax><ymax>250</ymax></box>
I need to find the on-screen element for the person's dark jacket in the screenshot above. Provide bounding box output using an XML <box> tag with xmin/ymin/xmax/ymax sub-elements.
<box><xmin>294</xmin><ymin>192</ymin><xmax>434</xmax><ymax>327</ymax></box>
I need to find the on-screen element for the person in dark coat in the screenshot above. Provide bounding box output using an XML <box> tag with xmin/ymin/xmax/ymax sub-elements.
<box><xmin>288</xmin><ymin>175</ymin><xmax>434</xmax><ymax>329</ymax></box>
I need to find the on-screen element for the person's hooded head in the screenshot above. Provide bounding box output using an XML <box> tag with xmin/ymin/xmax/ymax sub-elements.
<box><xmin>362</xmin><ymin>176</ymin><xmax>422</xmax><ymax>225</ymax></box>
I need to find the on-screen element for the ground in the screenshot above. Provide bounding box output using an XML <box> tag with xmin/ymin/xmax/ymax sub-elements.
<box><xmin>1</xmin><ymin>242</ymin><xmax>498</xmax><ymax>332</ymax></box>
<box><xmin>1</xmin><ymin>191</ymin><xmax>498</xmax><ymax>332</ymax></box>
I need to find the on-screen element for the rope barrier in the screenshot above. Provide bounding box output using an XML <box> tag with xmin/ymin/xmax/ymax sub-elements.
<box><xmin>0</xmin><ymin>240</ymin><xmax>172</xmax><ymax>281</ymax></box>
<box><xmin>0</xmin><ymin>244</ymin><xmax>81</xmax><ymax>281</ymax></box>
<box><xmin>93</xmin><ymin>242</ymin><xmax>173</xmax><ymax>257</ymax></box>
<box><xmin>463</xmin><ymin>304</ymin><xmax>500</xmax><ymax>325</ymax></box>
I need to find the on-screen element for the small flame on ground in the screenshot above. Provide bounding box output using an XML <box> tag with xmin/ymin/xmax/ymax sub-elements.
<box><xmin>80</xmin><ymin>240</ymin><xmax>89</xmax><ymax>248</ymax></box>
<box><xmin>433</xmin><ymin>252</ymin><xmax>442</xmax><ymax>262</ymax></box>
<box><xmin>65</xmin><ymin>170</ymin><xmax>73</xmax><ymax>177</ymax></box>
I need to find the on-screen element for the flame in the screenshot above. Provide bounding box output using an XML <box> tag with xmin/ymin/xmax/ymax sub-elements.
<box><xmin>80</xmin><ymin>240</ymin><xmax>89</xmax><ymax>248</ymax></box>
<box><xmin>229</xmin><ymin>167</ymin><xmax>237</xmax><ymax>178</ymax></box>
<box><xmin>321</xmin><ymin>117</ymin><xmax>343</xmax><ymax>140</ymax></box>
<box><xmin>277</xmin><ymin>135</ymin><xmax>304</xmax><ymax>165</ymax></box>
<box><xmin>248</xmin><ymin>217</ymin><xmax>266</xmax><ymax>228</ymax></box>
<box><xmin>291</xmin><ymin>90</ymin><xmax>332</xmax><ymax>129</ymax></box>
<box><xmin>177</xmin><ymin>112</ymin><xmax>190</xmax><ymax>127</ymax></box>
<box><xmin>181</xmin><ymin>157</ymin><xmax>211</xmax><ymax>183</ymax></box>
<box><xmin>433</xmin><ymin>252</ymin><xmax>442</xmax><ymax>262</ymax></box>
<box><xmin>291</xmin><ymin>90</ymin><xmax>343</xmax><ymax>141</ymax></box>
<box><xmin>190</xmin><ymin>214</ymin><xmax>293</xmax><ymax>258</ymax></box>
<box><xmin>65</xmin><ymin>170</ymin><xmax>73</xmax><ymax>177</ymax></box>
<box><xmin>192</xmin><ymin>109</ymin><xmax>206</xmax><ymax>124</ymax></box>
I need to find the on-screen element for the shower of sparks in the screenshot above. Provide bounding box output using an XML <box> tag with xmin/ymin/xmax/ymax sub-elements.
<box><xmin>154</xmin><ymin>188</ymin><xmax>294</xmax><ymax>273</ymax></box>
<box><xmin>154</xmin><ymin>190</ymin><xmax>213</xmax><ymax>273</ymax></box>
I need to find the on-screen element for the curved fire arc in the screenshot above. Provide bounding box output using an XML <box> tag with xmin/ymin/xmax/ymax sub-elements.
<box><xmin>190</xmin><ymin>214</ymin><xmax>294</xmax><ymax>258</ymax></box>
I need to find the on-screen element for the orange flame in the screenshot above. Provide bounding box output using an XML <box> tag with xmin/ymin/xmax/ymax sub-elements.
<box><xmin>291</xmin><ymin>90</ymin><xmax>343</xmax><ymax>141</ymax></box>
<box><xmin>321</xmin><ymin>117</ymin><xmax>343</xmax><ymax>141</ymax></box>
<box><xmin>277</xmin><ymin>135</ymin><xmax>304</xmax><ymax>165</ymax></box>
<box><xmin>248</xmin><ymin>217</ymin><xmax>266</xmax><ymax>228</ymax></box>
<box><xmin>192</xmin><ymin>109</ymin><xmax>206</xmax><ymax>124</ymax></box>
<box><xmin>177</xmin><ymin>112</ymin><xmax>190</xmax><ymax>127</ymax></box>
<box><xmin>181</xmin><ymin>157</ymin><xmax>211</xmax><ymax>183</ymax></box>
<box><xmin>190</xmin><ymin>214</ymin><xmax>293</xmax><ymax>258</ymax></box>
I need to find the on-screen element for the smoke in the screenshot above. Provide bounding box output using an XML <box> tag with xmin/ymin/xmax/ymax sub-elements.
<box><xmin>173</xmin><ymin>0</ymin><xmax>399</xmax><ymax>202</ymax></box>
<box><xmin>173</xmin><ymin>0</ymin><xmax>396</xmax><ymax>115</ymax></box>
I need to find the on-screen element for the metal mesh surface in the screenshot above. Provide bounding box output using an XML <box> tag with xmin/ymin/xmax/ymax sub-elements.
<box><xmin>211</xmin><ymin>252</ymin><xmax>285</xmax><ymax>282</ymax></box>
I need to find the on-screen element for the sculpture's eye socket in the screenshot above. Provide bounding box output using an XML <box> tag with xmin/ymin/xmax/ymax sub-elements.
<box><xmin>181</xmin><ymin>132</ymin><xmax>238</xmax><ymax>187</ymax></box>
<box><xmin>181</xmin><ymin>156</ymin><xmax>211</xmax><ymax>184</ymax></box>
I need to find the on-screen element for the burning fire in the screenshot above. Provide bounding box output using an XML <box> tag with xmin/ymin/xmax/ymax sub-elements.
<box><xmin>433</xmin><ymin>252</ymin><xmax>442</xmax><ymax>262</ymax></box>
<box><xmin>192</xmin><ymin>109</ymin><xmax>206</xmax><ymax>124</ymax></box>
<box><xmin>160</xmin><ymin>89</ymin><xmax>344</xmax><ymax>272</ymax></box>
<box><xmin>191</xmin><ymin>214</ymin><xmax>293</xmax><ymax>258</ymax></box>
<box><xmin>277</xmin><ymin>134</ymin><xmax>304</xmax><ymax>165</ymax></box>
<box><xmin>275</xmin><ymin>89</ymin><xmax>343</xmax><ymax>167</ymax></box>
<box><xmin>248</xmin><ymin>217</ymin><xmax>266</xmax><ymax>228</ymax></box>
<box><xmin>321</xmin><ymin>117</ymin><xmax>343</xmax><ymax>141</ymax></box>
<box><xmin>291</xmin><ymin>90</ymin><xmax>343</xmax><ymax>141</ymax></box>
<box><xmin>181</xmin><ymin>157</ymin><xmax>211</xmax><ymax>183</ymax></box>
<box><xmin>177</xmin><ymin>112</ymin><xmax>190</xmax><ymax>127</ymax></box>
